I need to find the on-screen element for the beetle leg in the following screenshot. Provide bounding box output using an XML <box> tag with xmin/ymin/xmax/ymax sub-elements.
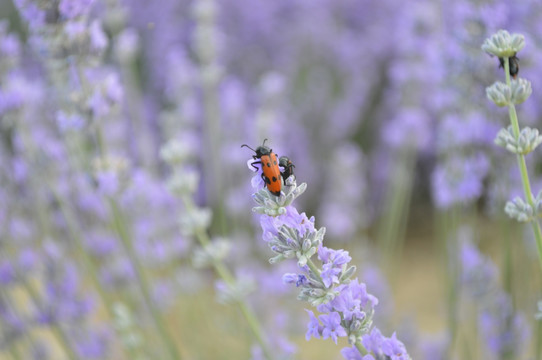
<box><xmin>251</xmin><ymin>160</ymin><xmax>261</xmax><ymax>171</ymax></box>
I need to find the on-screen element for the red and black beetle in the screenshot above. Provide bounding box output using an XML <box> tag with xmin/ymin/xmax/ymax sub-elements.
<box><xmin>242</xmin><ymin>139</ymin><xmax>282</xmax><ymax>196</ymax></box>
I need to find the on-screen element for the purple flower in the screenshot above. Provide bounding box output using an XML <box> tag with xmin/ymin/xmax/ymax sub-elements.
<box><xmin>382</xmin><ymin>333</ymin><xmax>409</xmax><ymax>360</ymax></box>
<box><xmin>341</xmin><ymin>346</ymin><xmax>376</xmax><ymax>360</ymax></box>
<box><xmin>437</xmin><ymin>112</ymin><xmax>499</xmax><ymax>150</ymax></box>
<box><xmin>56</xmin><ymin>111</ymin><xmax>85</xmax><ymax>133</ymax></box>
<box><xmin>0</xmin><ymin>32</ymin><xmax>21</xmax><ymax>57</ymax></box>
<box><xmin>259</xmin><ymin>214</ymin><xmax>280</xmax><ymax>242</ymax></box>
<box><xmin>13</xmin><ymin>1</ymin><xmax>45</xmax><ymax>29</ymax></box>
<box><xmin>431</xmin><ymin>153</ymin><xmax>490</xmax><ymax>208</ymax></box>
<box><xmin>383</xmin><ymin>108</ymin><xmax>432</xmax><ymax>151</ymax></box>
<box><xmin>87</xmin><ymin>90</ymin><xmax>109</xmax><ymax>117</ymax></box>
<box><xmin>96</xmin><ymin>171</ymin><xmax>119</xmax><ymax>196</ymax></box>
<box><xmin>320</xmin><ymin>262</ymin><xmax>341</xmax><ymax>288</ymax></box>
<box><xmin>282</xmin><ymin>273</ymin><xmax>307</xmax><ymax>287</ymax></box>
<box><xmin>18</xmin><ymin>249</ymin><xmax>38</xmax><ymax>272</ymax></box>
<box><xmin>64</xmin><ymin>20</ymin><xmax>87</xmax><ymax>40</ymax></box>
<box><xmin>318</xmin><ymin>246</ymin><xmax>351</xmax><ymax>266</ymax></box>
<box><xmin>248</xmin><ymin>158</ymin><xmax>265</xmax><ymax>189</ymax></box>
<box><xmin>460</xmin><ymin>233</ymin><xmax>498</xmax><ymax>298</ymax></box>
<box><xmin>362</xmin><ymin>327</ymin><xmax>384</xmax><ymax>354</ymax></box>
<box><xmin>0</xmin><ymin>261</ymin><xmax>16</xmax><ymax>285</ymax></box>
<box><xmin>74</xmin><ymin>329</ymin><xmax>108</xmax><ymax>358</ymax></box>
<box><xmin>341</xmin><ymin>346</ymin><xmax>363</xmax><ymax>360</ymax></box>
<box><xmin>85</xmin><ymin>233</ymin><xmax>118</xmax><ymax>257</ymax></box>
<box><xmin>305</xmin><ymin>309</ymin><xmax>321</xmax><ymax>340</ymax></box>
<box><xmin>319</xmin><ymin>311</ymin><xmax>347</xmax><ymax>344</ymax></box>
<box><xmin>418</xmin><ymin>333</ymin><xmax>449</xmax><ymax>360</ymax></box>
<box><xmin>279</xmin><ymin>206</ymin><xmax>315</xmax><ymax>237</ymax></box>
<box><xmin>479</xmin><ymin>294</ymin><xmax>530</xmax><ymax>358</ymax></box>
<box><xmin>330</xmin><ymin>283</ymin><xmax>364</xmax><ymax>322</ymax></box>
<box><xmin>460</xmin><ymin>235</ymin><xmax>530</xmax><ymax>358</ymax></box>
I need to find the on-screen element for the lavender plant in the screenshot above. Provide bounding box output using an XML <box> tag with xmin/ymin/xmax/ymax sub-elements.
<box><xmin>247</xmin><ymin>152</ymin><xmax>411</xmax><ymax>360</ymax></box>
<box><xmin>459</xmin><ymin>230</ymin><xmax>530</xmax><ymax>359</ymax></box>
<box><xmin>483</xmin><ymin>30</ymin><xmax>542</xmax><ymax>271</ymax></box>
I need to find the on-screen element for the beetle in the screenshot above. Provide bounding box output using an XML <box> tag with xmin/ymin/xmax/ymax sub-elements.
<box><xmin>241</xmin><ymin>139</ymin><xmax>282</xmax><ymax>196</ymax></box>
<box><xmin>279</xmin><ymin>156</ymin><xmax>295</xmax><ymax>181</ymax></box>
<box><xmin>499</xmin><ymin>54</ymin><xmax>519</xmax><ymax>79</ymax></box>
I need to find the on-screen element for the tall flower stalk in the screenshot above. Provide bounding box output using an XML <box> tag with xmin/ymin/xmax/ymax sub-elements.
<box><xmin>161</xmin><ymin>139</ymin><xmax>274</xmax><ymax>360</ymax></box>
<box><xmin>192</xmin><ymin>0</ymin><xmax>224</xmax><ymax>217</ymax></box>
<box><xmin>483</xmin><ymin>30</ymin><xmax>542</xmax><ymax>272</ymax></box>
<box><xmin>246</xmin><ymin>150</ymin><xmax>411</xmax><ymax>360</ymax></box>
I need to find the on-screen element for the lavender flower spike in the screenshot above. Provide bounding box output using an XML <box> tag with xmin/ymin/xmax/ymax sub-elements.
<box><xmin>484</xmin><ymin>29</ymin><xmax>542</xmax><ymax>273</ymax></box>
<box><xmin>247</xmin><ymin>151</ymin><xmax>411</xmax><ymax>359</ymax></box>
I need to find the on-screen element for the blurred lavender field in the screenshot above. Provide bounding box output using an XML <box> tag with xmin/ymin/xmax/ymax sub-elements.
<box><xmin>2</xmin><ymin>0</ymin><xmax>542</xmax><ymax>359</ymax></box>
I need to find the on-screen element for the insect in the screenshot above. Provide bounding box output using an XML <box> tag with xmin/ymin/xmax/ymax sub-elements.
<box><xmin>279</xmin><ymin>156</ymin><xmax>295</xmax><ymax>181</ymax></box>
<box><xmin>498</xmin><ymin>54</ymin><xmax>519</xmax><ymax>79</ymax></box>
<box><xmin>241</xmin><ymin>139</ymin><xmax>282</xmax><ymax>196</ymax></box>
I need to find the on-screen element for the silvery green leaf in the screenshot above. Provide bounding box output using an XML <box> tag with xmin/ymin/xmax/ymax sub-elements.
<box><xmin>339</xmin><ymin>265</ymin><xmax>357</xmax><ymax>282</ymax></box>
<box><xmin>269</xmin><ymin>254</ymin><xmax>286</xmax><ymax>264</ymax></box>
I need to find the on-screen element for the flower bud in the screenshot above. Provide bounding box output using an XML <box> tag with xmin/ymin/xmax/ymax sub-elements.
<box><xmin>486</xmin><ymin>81</ymin><xmax>511</xmax><ymax>107</ymax></box>
<box><xmin>482</xmin><ymin>30</ymin><xmax>525</xmax><ymax>57</ymax></box>
<box><xmin>495</xmin><ymin>126</ymin><xmax>542</xmax><ymax>155</ymax></box>
<box><xmin>505</xmin><ymin>197</ymin><xmax>534</xmax><ymax>222</ymax></box>
<box><xmin>510</xmin><ymin>78</ymin><xmax>532</xmax><ymax>104</ymax></box>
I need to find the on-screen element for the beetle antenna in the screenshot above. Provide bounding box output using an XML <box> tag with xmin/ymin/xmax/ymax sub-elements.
<box><xmin>241</xmin><ymin>144</ymin><xmax>256</xmax><ymax>152</ymax></box>
<box><xmin>262</xmin><ymin>138</ymin><xmax>268</xmax><ymax>146</ymax></box>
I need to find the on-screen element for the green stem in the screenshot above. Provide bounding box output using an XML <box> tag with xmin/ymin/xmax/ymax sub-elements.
<box><xmin>377</xmin><ymin>146</ymin><xmax>415</xmax><ymax>276</ymax></box>
<box><xmin>436</xmin><ymin>208</ymin><xmax>460</xmax><ymax>358</ymax></box>
<box><xmin>355</xmin><ymin>341</ymin><xmax>369</xmax><ymax>356</ymax></box>
<box><xmin>306</xmin><ymin>259</ymin><xmax>321</xmax><ymax>277</ymax></box>
<box><xmin>504</xmin><ymin>58</ymin><xmax>542</xmax><ymax>273</ymax></box>
<box><xmin>181</xmin><ymin>196</ymin><xmax>273</xmax><ymax>360</ymax></box>
<box><xmin>501</xmin><ymin>217</ymin><xmax>514</xmax><ymax>301</ymax></box>
<box><xmin>109</xmin><ymin>200</ymin><xmax>181</xmax><ymax>360</ymax></box>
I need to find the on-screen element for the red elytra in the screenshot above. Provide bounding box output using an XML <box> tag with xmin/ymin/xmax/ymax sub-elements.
<box><xmin>242</xmin><ymin>139</ymin><xmax>282</xmax><ymax>196</ymax></box>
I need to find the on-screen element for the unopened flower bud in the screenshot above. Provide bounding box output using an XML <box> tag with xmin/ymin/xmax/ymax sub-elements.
<box><xmin>482</xmin><ymin>30</ymin><xmax>525</xmax><ymax>57</ymax></box>
<box><xmin>486</xmin><ymin>81</ymin><xmax>511</xmax><ymax>107</ymax></box>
